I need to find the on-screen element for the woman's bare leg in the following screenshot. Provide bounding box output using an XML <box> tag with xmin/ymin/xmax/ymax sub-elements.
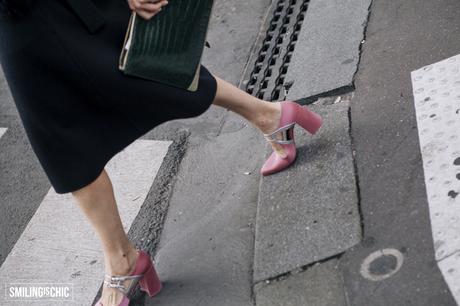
<box><xmin>69</xmin><ymin>75</ymin><xmax>287</xmax><ymax>306</ymax></box>
<box><xmin>211</xmin><ymin>74</ymin><xmax>286</xmax><ymax>156</ymax></box>
<box><xmin>72</xmin><ymin>169</ymin><xmax>137</xmax><ymax>306</ymax></box>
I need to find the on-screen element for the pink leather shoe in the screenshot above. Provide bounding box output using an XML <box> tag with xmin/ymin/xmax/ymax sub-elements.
<box><xmin>261</xmin><ymin>100</ymin><xmax>322</xmax><ymax>176</ymax></box>
<box><xmin>95</xmin><ymin>250</ymin><xmax>162</xmax><ymax>306</ymax></box>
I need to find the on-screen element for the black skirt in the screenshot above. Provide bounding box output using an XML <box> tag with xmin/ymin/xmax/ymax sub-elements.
<box><xmin>0</xmin><ymin>0</ymin><xmax>217</xmax><ymax>194</ymax></box>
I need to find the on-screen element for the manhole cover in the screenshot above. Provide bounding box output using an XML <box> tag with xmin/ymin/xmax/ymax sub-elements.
<box><xmin>360</xmin><ymin>248</ymin><xmax>404</xmax><ymax>281</ymax></box>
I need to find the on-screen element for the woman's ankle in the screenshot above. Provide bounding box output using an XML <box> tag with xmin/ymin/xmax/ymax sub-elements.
<box><xmin>104</xmin><ymin>246</ymin><xmax>138</xmax><ymax>275</ymax></box>
<box><xmin>253</xmin><ymin>101</ymin><xmax>281</xmax><ymax>134</ymax></box>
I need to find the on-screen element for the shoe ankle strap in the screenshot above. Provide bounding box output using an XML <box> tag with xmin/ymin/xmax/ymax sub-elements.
<box><xmin>263</xmin><ymin>122</ymin><xmax>295</xmax><ymax>145</ymax></box>
<box><xmin>103</xmin><ymin>274</ymin><xmax>143</xmax><ymax>295</ymax></box>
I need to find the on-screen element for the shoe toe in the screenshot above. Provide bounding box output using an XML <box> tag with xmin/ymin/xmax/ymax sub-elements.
<box><xmin>261</xmin><ymin>151</ymin><xmax>278</xmax><ymax>175</ymax></box>
<box><xmin>261</xmin><ymin>151</ymin><xmax>294</xmax><ymax>176</ymax></box>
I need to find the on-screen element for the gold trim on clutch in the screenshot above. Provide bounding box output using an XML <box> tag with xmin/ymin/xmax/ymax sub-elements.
<box><xmin>119</xmin><ymin>11</ymin><xmax>137</xmax><ymax>71</ymax></box>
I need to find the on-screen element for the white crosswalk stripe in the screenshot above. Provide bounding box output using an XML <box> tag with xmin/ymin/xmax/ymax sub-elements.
<box><xmin>412</xmin><ymin>54</ymin><xmax>460</xmax><ymax>304</ymax></box>
<box><xmin>0</xmin><ymin>127</ymin><xmax>7</xmax><ymax>139</ymax></box>
<box><xmin>0</xmin><ymin>139</ymin><xmax>171</xmax><ymax>305</ymax></box>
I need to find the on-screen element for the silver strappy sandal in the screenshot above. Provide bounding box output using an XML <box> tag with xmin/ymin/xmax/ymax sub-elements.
<box><xmin>94</xmin><ymin>250</ymin><xmax>162</xmax><ymax>306</ymax></box>
<box><xmin>263</xmin><ymin>122</ymin><xmax>296</xmax><ymax>145</ymax></box>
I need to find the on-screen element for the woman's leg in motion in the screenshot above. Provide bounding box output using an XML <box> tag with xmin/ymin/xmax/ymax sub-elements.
<box><xmin>211</xmin><ymin>74</ymin><xmax>286</xmax><ymax>156</ymax></box>
<box><xmin>68</xmin><ymin>74</ymin><xmax>293</xmax><ymax>306</ymax></box>
<box><xmin>72</xmin><ymin>169</ymin><xmax>138</xmax><ymax>306</ymax></box>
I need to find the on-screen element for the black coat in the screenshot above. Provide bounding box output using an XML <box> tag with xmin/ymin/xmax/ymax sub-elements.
<box><xmin>0</xmin><ymin>0</ymin><xmax>35</xmax><ymax>19</ymax></box>
<box><xmin>0</xmin><ymin>0</ymin><xmax>217</xmax><ymax>194</ymax></box>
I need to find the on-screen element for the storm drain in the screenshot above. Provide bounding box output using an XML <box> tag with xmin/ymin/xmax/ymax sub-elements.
<box><xmin>242</xmin><ymin>0</ymin><xmax>310</xmax><ymax>101</ymax></box>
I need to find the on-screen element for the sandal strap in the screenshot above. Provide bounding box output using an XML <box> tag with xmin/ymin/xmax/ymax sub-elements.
<box><xmin>103</xmin><ymin>274</ymin><xmax>143</xmax><ymax>295</ymax></box>
<box><xmin>263</xmin><ymin>122</ymin><xmax>295</xmax><ymax>145</ymax></box>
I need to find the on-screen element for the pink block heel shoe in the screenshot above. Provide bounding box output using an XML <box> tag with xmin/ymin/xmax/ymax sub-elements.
<box><xmin>260</xmin><ymin>100</ymin><xmax>323</xmax><ymax>176</ymax></box>
<box><xmin>95</xmin><ymin>250</ymin><xmax>162</xmax><ymax>306</ymax></box>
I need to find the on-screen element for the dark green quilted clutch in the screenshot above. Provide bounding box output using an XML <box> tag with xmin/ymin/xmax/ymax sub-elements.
<box><xmin>119</xmin><ymin>0</ymin><xmax>214</xmax><ymax>91</ymax></box>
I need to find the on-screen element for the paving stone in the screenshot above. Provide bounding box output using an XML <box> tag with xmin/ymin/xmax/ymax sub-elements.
<box><xmin>285</xmin><ymin>0</ymin><xmax>371</xmax><ymax>102</ymax></box>
<box><xmin>253</xmin><ymin>101</ymin><xmax>361</xmax><ymax>282</ymax></box>
<box><xmin>254</xmin><ymin>259</ymin><xmax>347</xmax><ymax>306</ymax></box>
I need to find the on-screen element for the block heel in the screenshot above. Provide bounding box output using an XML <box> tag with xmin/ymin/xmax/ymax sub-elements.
<box><xmin>139</xmin><ymin>265</ymin><xmax>162</xmax><ymax>297</ymax></box>
<box><xmin>294</xmin><ymin>104</ymin><xmax>323</xmax><ymax>135</ymax></box>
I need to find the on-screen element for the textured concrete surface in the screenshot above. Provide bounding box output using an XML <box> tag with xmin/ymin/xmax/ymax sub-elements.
<box><xmin>285</xmin><ymin>0</ymin><xmax>371</xmax><ymax>102</ymax></box>
<box><xmin>254</xmin><ymin>259</ymin><xmax>347</xmax><ymax>306</ymax></box>
<box><xmin>146</xmin><ymin>126</ymin><xmax>266</xmax><ymax>306</ymax></box>
<box><xmin>411</xmin><ymin>55</ymin><xmax>460</xmax><ymax>304</ymax></box>
<box><xmin>340</xmin><ymin>0</ymin><xmax>460</xmax><ymax>304</ymax></box>
<box><xmin>254</xmin><ymin>102</ymin><xmax>361</xmax><ymax>282</ymax></box>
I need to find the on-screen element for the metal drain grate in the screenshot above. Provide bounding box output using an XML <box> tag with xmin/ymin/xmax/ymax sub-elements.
<box><xmin>242</xmin><ymin>0</ymin><xmax>309</xmax><ymax>101</ymax></box>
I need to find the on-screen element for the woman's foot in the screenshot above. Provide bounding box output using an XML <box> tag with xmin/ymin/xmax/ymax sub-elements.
<box><xmin>99</xmin><ymin>247</ymin><xmax>139</xmax><ymax>306</ymax></box>
<box><xmin>253</xmin><ymin>101</ymin><xmax>288</xmax><ymax>158</ymax></box>
<box><xmin>258</xmin><ymin>101</ymin><xmax>323</xmax><ymax>175</ymax></box>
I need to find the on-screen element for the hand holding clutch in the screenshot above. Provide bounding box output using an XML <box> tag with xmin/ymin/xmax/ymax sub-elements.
<box><xmin>119</xmin><ymin>0</ymin><xmax>214</xmax><ymax>92</ymax></box>
<box><xmin>126</xmin><ymin>0</ymin><xmax>169</xmax><ymax>21</ymax></box>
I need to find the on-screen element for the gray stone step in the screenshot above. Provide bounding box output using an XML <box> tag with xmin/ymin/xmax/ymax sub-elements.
<box><xmin>253</xmin><ymin>101</ymin><xmax>361</xmax><ymax>282</ymax></box>
<box><xmin>285</xmin><ymin>0</ymin><xmax>372</xmax><ymax>102</ymax></box>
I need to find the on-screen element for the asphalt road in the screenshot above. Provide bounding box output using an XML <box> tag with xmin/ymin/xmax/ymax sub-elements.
<box><xmin>341</xmin><ymin>0</ymin><xmax>460</xmax><ymax>304</ymax></box>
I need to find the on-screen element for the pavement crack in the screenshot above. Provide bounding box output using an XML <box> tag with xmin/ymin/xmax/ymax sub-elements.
<box><xmin>299</xmin><ymin>86</ymin><xmax>355</xmax><ymax>105</ymax></box>
<box><xmin>253</xmin><ymin>252</ymin><xmax>346</xmax><ymax>286</ymax></box>
<box><xmin>351</xmin><ymin>0</ymin><xmax>373</xmax><ymax>86</ymax></box>
<box><xmin>348</xmin><ymin>105</ymin><xmax>365</xmax><ymax>236</ymax></box>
